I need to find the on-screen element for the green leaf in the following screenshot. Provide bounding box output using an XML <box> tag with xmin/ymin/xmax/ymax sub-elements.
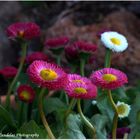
<box><xmin>96</xmin><ymin>91</ymin><xmax>114</xmax><ymax>123</ymax></box>
<box><xmin>112</xmin><ymin>88</ymin><xmax>129</xmax><ymax>102</ymax></box>
<box><xmin>59</xmin><ymin>114</ymin><xmax>86</xmax><ymax>139</ymax></box>
<box><xmin>135</xmin><ymin>133</ymin><xmax>140</xmax><ymax>139</ymax></box>
<box><xmin>12</xmin><ymin>72</ymin><xmax>29</xmax><ymax>93</ymax></box>
<box><xmin>129</xmin><ymin>94</ymin><xmax>140</xmax><ymax>123</ymax></box>
<box><xmin>44</xmin><ymin>97</ymin><xmax>67</xmax><ymax>114</ymax></box>
<box><xmin>83</xmin><ymin>99</ymin><xmax>92</xmax><ymax>114</ymax></box>
<box><xmin>0</xmin><ymin>105</ymin><xmax>16</xmax><ymax>128</ymax></box>
<box><xmin>128</xmin><ymin>124</ymin><xmax>140</xmax><ymax>139</ymax></box>
<box><xmin>18</xmin><ymin>120</ymin><xmax>47</xmax><ymax>139</ymax></box>
<box><xmin>128</xmin><ymin>93</ymin><xmax>140</xmax><ymax>138</ymax></box>
<box><xmin>18</xmin><ymin>72</ymin><xmax>29</xmax><ymax>84</ymax></box>
<box><xmin>90</xmin><ymin>114</ymin><xmax>108</xmax><ymax>139</ymax></box>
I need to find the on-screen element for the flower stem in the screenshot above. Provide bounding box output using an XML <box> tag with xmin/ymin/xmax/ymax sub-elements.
<box><xmin>5</xmin><ymin>42</ymin><xmax>27</xmax><ymax>110</ymax></box>
<box><xmin>65</xmin><ymin>98</ymin><xmax>77</xmax><ymax>119</ymax></box>
<box><xmin>80</xmin><ymin>58</ymin><xmax>85</xmax><ymax>76</ymax></box>
<box><xmin>18</xmin><ymin>102</ymin><xmax>24</xmax><ymax>127</ymax></box>
<box><xmin>39</xmin><ymin>88</ymin><xmax>55</xmax><ymax>139</ymax></box>
<box><xmin>77</xmin><ymin>99</ymin><xmax>96</xmax><ymax>139</ymax></box>
<box><xmin>104</xmin><ymin>49</ymin><xmax>112</xmax><ymax>67</ymax></box>
<box><xmin>27</xmin><ymin>103</ymin><xmax>32</xmax><ymax>121</ymax></box>
<box><xmin>107</xmin><ymin>90</ymin><xmax>118</xmax><ymax>139</ymax></box>
<box><xmin>57</xmin><ymin>55</ymin><xmax>61</xmax><ymax>66</ymax></box>
<box><xmin>57</xmin><ymin>56</ymin><xmax>69</xmax><ymax>104</ymax></box>
<box><xmin>79</xmin><ymin>56</ymin><xmax>96</xmax><ymax>138</ymax></box>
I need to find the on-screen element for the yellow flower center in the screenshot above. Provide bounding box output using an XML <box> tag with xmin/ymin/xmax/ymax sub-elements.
<box><xmin>117</xmin><ymin>104</ymin><xmax>126</xmax><ymax>115</ymax></box>
<box><xmin>110</xmin><ymin>38</ymin><xmax>121</xmax><ymax>45</ymax></box>
<box><xmin>72</xmin><ymin>80</ymin><xmax>83</xmax><ymax>83</ymax></box>
<box><xmin>74</xmin><ymin>87</ymin><xmax>87</xmax><ymax>94</ymax></box>
<box><xmin>21</xmin><ymin>91</ymin><xmax>30</xmax><ymax>100</ymax></box>
<box><xmin>102</xmin><ymin>74</ymin><xmax>117</xmax><ymax>82</ymax></box>
<box><xmin>18</xmin><ymin>30</ymin><xmax>24</xmax><ymax>37</ymax></box>
<box><xmin>40</xmin><ymin>69</ymin><xmax>58</xmax><ymax>81</ymax></box>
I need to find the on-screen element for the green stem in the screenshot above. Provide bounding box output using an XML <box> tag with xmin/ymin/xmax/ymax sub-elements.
<box><xmin>77</xmin><ymin>99</ymin><xmax>96</xmax><ymax>139</ymax></box>
<box><xmin>79</xmin><ymin>54</ymin><xmax>96</xmax><ymax>138</ymax></box>
<box><xmin>27</xmin><ymin>103</ymin><xmax>32</xmax><ymax>121</ymax></box>
<box><xmin>59</xmin><ymin>90</ymin><xmax>69</xmax><ymax>105</ymax></box>
<box><xmin>56</xmin><ymin>55</ymin><xmax>61</xmax><ymax>66</ymax></box>
<box><xmin>104</xmin><ymin>49</ymin><xmax>112</xmax><ymax>67</ymax></box>
<box><xmin>5</xmin><ymin>42</ymin><xmax>27</xmax><ymax>109</ymax></box>
<box><xmin>18</xmin><ymin>102</ymin><xmax>24</xmax><ymax>127</ymax></box>
<box><xmin>80</xmin><ymin>59</ymin><xmax>85</xmax><ymax>76</ymax></box>
<box><xmin>65</xmin><ymin>98</ymin><xmax>77</xmax><ymax>119</ymax></box>
<box><xmin>39</xmin><ymin>88</ymin><xmax>55</xmax><ymax>139</ymax></box>
<box><xmin>107</xmin><ymin>90</ymin><xmax>118</xmax><ymax>139</ymax></box>
<box><xmin>65</xmin><ymin>93</ymin><xmax>69</xmax><ymax>105</ymax></box>
<box><xmin>57</xmin><ymin>55</ymin><xmax>69</xmax><ymax>104</ymax></box>
<box><xmin>71</xmin><ymin>64</ymin><xmax>77</xmax><ymax>73</ymax></box>
<box><xmin>79</xmin><ymin>57</ymin><xmax>96</xmax><ymax>138</ymax></box>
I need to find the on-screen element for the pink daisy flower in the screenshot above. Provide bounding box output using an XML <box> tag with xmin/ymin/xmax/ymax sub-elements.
<box><xmin>6</xmin><ymin>22</ymin><xmax>40</xmax><ymax>40</ymax></box>
<box><xmin>64</xmin><ymin>44</ymin><xmax>79</xmax><ymax>61</ymax></box>
<box><xmin>74</xmin><ymin>41</ymin><xmax>97</xmax><ymax>54</ymax></box>
<box><xmin>26</xmin><ymin>51</ymin><xmax>48</xmax><ymax>64</ymax></box>
<box><xmin>27</xmin><ymin>60</ymin><xmax>68</xmax><ymax>90</ymax></box>
<box><xmin>65</xmin><ymin>74</ymin><xmax>97</xmax><ymax>99</ymax></box>
<box><xmin>0</xmin><ymin>66</ymin><xmax>17</xmax><ymax>78</ymax></box>
<box><xmin>17</xmin><ymin>84</ymin><xmax>35</xmax><ymax>103</ymax></box>
<box><xmin>44</xmin><ymin>36</ymin><xmax>69</xmax><ymax>49</ymax></box>
<box><xmin>90</xmin><ymin>68</ymin><xmax>128</xmax><ymax>90</ymax></box>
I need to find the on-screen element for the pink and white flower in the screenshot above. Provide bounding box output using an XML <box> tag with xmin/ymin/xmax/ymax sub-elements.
<box><xmin>65</xmin><ymin>74</ymin><xmax>97</xmax><ymax>99</ymax></box>
<box><xmin>27</xmin><ymin>60</ymin><xmax>68</xmax><ymax>90</ymax></box>
<box><xmin>90</xmin><ymin>68</ymin><xmax>128</xmax><ymax>90</ymax></box>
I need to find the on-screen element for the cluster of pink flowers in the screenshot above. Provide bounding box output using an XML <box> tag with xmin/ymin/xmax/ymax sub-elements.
<box><xmin>0</xmin><ymin>21</ymin><xmax>131</xmax><ymax>140</ymax></box>
<box><xmin>64</xmin><ymin>40</ymin><xmax>97</xmax><ymax>60</ymax></box>
<box><xmin>4</xmin><ymin>21</ymin><xmax>128</xmax><ymax>105</ymax></box>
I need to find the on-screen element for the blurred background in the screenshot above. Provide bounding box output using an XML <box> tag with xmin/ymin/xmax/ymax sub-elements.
<box><xmin>0</xmin><ymin>1</ymin><xmax>140</xmax><ymax>86</ymax></box>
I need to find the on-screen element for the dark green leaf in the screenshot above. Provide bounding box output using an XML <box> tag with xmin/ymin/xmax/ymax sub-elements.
<box><xmin>18</xmin><ymin>120</ymin><xmax>47</xmax><ymax>139</ymax></box>
<box><xmin>59</xmin><ymin>114</ymin><xmax>86</xmax><ymax>139</ymax></box>
<box><xmin>128</xmin><ymin>94</ymin><xmax>140</xmax><ymax>138</ymax></box>
<box><xmin>135</xmin><ymin>133</ymin><xmax>140</xmax><ymax>139</ymax></box>
<box><xmin>0</xmin><ymin>105</ymin><xmax>16</xmax><ymax>128</ymax></box>
<box><xmin>90</xmin><ymin>114</ymin><xmax>108</xmax><ymax>139</ymax></box>
<box><xmin>128</xmin><ymin>94</ymin><xmax>140</xmax><ymax>123</ymax></box>
<box><xmin>128</xmin><ymin>124</ymin><xmax>140</xmax><ymax>139</ymax></box>
<box><xmin>44</xmin><ymin>97</ymin><xmax>67</xmax><ymax>114</ymax></box>
<box><xmin>96</xmin><ymin>91</ymin><xmax>114</xmax><ymax>123</ymax></box>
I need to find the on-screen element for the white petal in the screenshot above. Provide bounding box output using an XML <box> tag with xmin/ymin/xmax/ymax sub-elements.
<box><xmin>101</xmin><ymin>31</ymin><xmax>128</xmax><ymax>52</ymax></box>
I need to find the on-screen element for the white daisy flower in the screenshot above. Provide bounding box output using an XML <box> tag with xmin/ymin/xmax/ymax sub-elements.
<box><xmin>101</xmin><ymin>31</ymin><xmax>128</xmax><ymax>52</ymax></box>
<box><xmin>116</xmin><ymin>101</ymin><xmax>131</xmax><ymax>118</ymax></box>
